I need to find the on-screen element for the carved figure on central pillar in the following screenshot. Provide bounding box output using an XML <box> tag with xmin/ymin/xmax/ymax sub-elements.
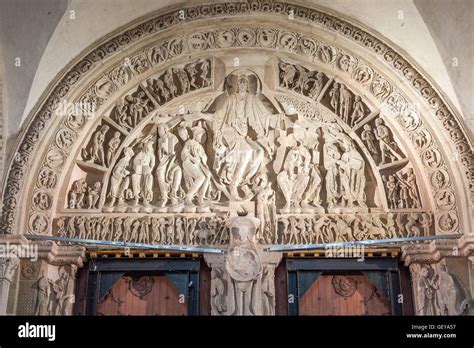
<box><xmin>225</xmin><ymin>215</ymin><xmax>262</xmax><ymax>315</ymax></box>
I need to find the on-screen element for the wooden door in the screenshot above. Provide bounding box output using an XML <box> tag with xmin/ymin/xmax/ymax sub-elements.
<box><xmin>299</xmin><ymin>274</ymin><xmax>390</xmax><ymax>316</ymax></box>
<box><xmin>97</xmin><ymin>274</ymin><xmax>187</xmax><ymax>316</ymax></box>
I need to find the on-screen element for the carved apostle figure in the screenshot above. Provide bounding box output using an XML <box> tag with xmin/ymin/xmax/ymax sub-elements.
<box><xmin>108</xmin><ymin>147</ymin><xmax>134</xmax><ymax>206</ymax></box>
<box><xmin>131</xmin><ymin>140</ymin><xmax>155</xmax><ymax>206</ymax></box>
<box><xmin>324</xmin><ymin>143</ymin><xmax>341</xmax><ymax>209</ymax></box>
<box><xmin>361</xmin><ymin>124</ymin><xmax>378</xmax><ymax>155</ymax></box>
<box><xmin>339</xmin><ymin>140</ymin><xmax>366</xmax><ymax>207</ymax></box>
<box><xmin>174</xmin><ymin>67</ymin><xmax>190</xmax><ymax>94</ymax></box>
<box><xmin>212</xmin><ymin>73</ymin><xmax>269</xmax><ymax>200</ymax></box>
<box><xmin>374</xmin><ymin>118</ymin><xmax>400</xmax><ymax>164</ymax></box>
<box><xmin>156</xmin><ymin>124</ymin><xmax>182</xmax><ymax>208</ymax></box>
<box><xmin>88</xmin><ymin>124</ymin><xmax>109</xmax><ymax>165</ymax></box>
<box><xmin>163</xmin><ymin>69</ymin><xmax>177</xmax><ymax>98</ymax></box>
<box><xmin>178</xmin><ymin>124</ymin><xmax>211</xmax><ymax>209</ymax></box>
<box><xmin>185</xmin><ymin>63</ymin><xmax>199</xmax><ymax>89</ymax></box>
<box><xmin>280</xmin><ymin>62</ymin><xmax>297</xmax><ymax>88</ymax></box>
<box><xmin>329</xmin><ymin>83</ymin><xmax>340</xmax><ymax>115</ymax></box>
<box><xmin>339</xmin><ymin>84</ymin><xmax>352</xmax><ymax>123</ymax></box>
<box><xmin>86</xmin><ymin>182</ymin><xmax>102</xmax><ymax>209</ymax></box>
<box><xmin>277</xmin><ymin>125</ymin><xmax>311</xmax><ymax>212</ymax></box>
<box><xmin>69</xmin><ymin>178</ymin><xmax>88</xmax><ymax>208</ymax></box>
<box><xmin>309</xmin><ymin>72</ymin><xmax>324</xmax><ymax>99</ymax></box>
<box><xmin>106</xmin><ymin>131</ymin><xmax>121</xmax><ymax>166</ymax></box>
<box><xmin>200</xmin><ymin>59</ymin><xmax>211</xmax><ymax>86</ymax></box>
<box><xmin>351</xmin><ymin>96</ymin><xmax>365</xmax><ymax>126</ymax></box>
<box><xmin>403</xmin><ymin>168</ymin><xmax>421</xmax><ymax>208</ymax></box>
<box><xmin>300</xmin><ymin>130</ymin><xmax>322</xmax><ymax>210</ymax></box>
<box><xmin>256</xmin><ymin>175</ymin><xmax>277</xmax><ymax>244</ymax></box>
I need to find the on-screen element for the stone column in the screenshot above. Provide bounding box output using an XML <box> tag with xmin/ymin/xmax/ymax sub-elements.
<box><xmin>0</xmin><ymin>256</ymin><xmax>20</xmax><ymax>315</ymax></box>
<box><xmin>205</xmin><ymin>215</ymin><xmax>282</xmax><ymax>316</ymax></box>
<box><xmin>15</xmin><ymin>240</ymin><xmax>84</xmax><ymax>315</ymax></box>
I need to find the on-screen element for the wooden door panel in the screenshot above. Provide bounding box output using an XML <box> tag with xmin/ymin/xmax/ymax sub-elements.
<box><xmin>299</xmin><ymin>274</ymin><xmax>390</xmax><ymax>316</ymax></box>
<box><xmin>97</xmin><ymin>275</ymin><xmax>187</xmax><ymax>316</ymax></box>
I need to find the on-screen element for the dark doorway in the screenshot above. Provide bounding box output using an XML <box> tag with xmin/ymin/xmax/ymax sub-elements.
<box><xmin>285</xmin><ymin>258</ymin><xmax>411</xmax><ymax>315</ymax></box>
<box><xmin>75</xmin><ymin>258</ymin><xmax>203</xmax><ymax>315</ymax></box>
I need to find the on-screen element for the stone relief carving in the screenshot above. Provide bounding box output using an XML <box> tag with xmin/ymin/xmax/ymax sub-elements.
<box><xmin>275</xmin><ymin>212</ymin><xmax>430</xmax><ymax>245</ymax></box>
<box><xmin>34</xmin><ymin>266</ymin><xmax>76</xmax><ymax>316</ymax></box>
<box><xmin>411</xmin><ymin>262</ymin><xmax>470</xmax><ymax>316</ymax></box>
<box><xmin>278</xmin><ymin>61</ymin><xmax>373</xmax><ymax>130</ymax></box>
<box><xmin>68</xmin><ymin>179</ymin><xmax>102</xmax><ymax>209</ymax></box>
<box><xmin>25</xmin><ymin>64</ymin><xmax>444</xmax><ymax>240</ymax></box>
<box><xmin>381</xmin><ymin>167</ymin><xmax>421</xmax><ymax>209</ymax></box>
<box><xmin>2</xmin><ymin>3</ymin><xmax>470</xmax><ymax>238</ymax></box>
<box><xmin>56</xmin><ymin>214</ymin><xmax>230</xmax><ymax>246</ymax></box>
<box><xmin>57</xmin><ymin>211</ymin><xmax>431</xmax><ymax>246</ymax></box>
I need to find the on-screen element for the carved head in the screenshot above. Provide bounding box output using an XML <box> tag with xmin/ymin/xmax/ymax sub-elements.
<box><xmin>421</xmin><ymin>265</ymin><xmax>435</xmax><ymax>279</ymax></box>
<box><xmin>177</xmin><ymin>126</ymin><xmax>189</xmax><ymax>141</ymax></box>
<box><xmin>123</xmin><ymin>147</ymin><xmax>134</xmax><ymax>159</ymax></box>
<box><xmin>237</xmin><ymin>74</ymin><xmax>249</xmax><ymax>93</ymax></box>
<box><xmin>192</xmin><ymin>126</ymin><xmax>206</xmax><ymax>143</ymax></box>
<box><xmin>157</xmin><ymin>124</ymin><xmax>167</xmax><ymax>137</ymax></box>
<box><xmin>292</xmin><ymin>122</ymin><xmax>306</xmax><ymax>143</ymax></box>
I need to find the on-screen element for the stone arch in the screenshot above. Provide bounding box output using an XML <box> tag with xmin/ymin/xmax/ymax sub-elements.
<box><xmin>0</xmin><ymin>0</ymin><xmax>471</xmax><ymax>242</ymax></box>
